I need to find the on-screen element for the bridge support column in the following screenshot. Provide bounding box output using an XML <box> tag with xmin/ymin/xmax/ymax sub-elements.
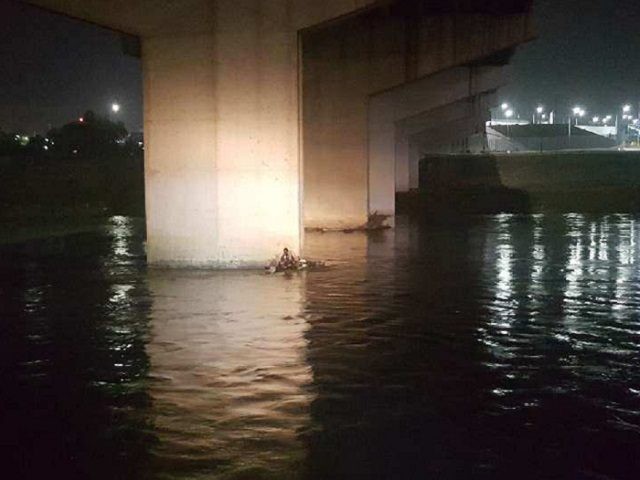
<box><xmin>143</xmin><ymin>5</ymin><xmax>300</xmax><ymax>267</ymax></box>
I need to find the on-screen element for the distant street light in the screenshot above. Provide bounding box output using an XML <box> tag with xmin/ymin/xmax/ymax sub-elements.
<box><xmin>536</xmin><ymin>106</ymin><xmax>544</xmax><ymax>114</ymax></box>
<box><xmin>541</xmin><ymin>113</ymin><xmax>547</xmax><ymax>119</ymax></box>
<box><xmin>501</xmin><ymin>103</ymin><xmax>509</xmax><ymax>111</ymax></box>
<box><xmin>111</xmin><ymin>103</ymin><xmax>121</xmax><ymax>113</ymax></box>
<box><xmin>505</xmin><ymin>109</ymin><xmax>514</xmax><ymax>118</ymax></box>
<box><xmin>592</xmin><ymin>116</ymin><xmax>599</xmax><ymax>123</ymax></box>
<box><xmin>623</xmin><ymin>104</ymin><xmax>631</xmax><ymax>113</ymax></box>
<box><xmin>572</xmin><ymin>106</ymin><xmax>581</xmax><ymax>115</ymax></box>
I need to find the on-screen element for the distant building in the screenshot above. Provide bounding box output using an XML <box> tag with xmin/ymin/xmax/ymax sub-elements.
<box><xmin>486</xmin><ymin>123</ymin><xmax>617</xmax><ymax>152</ymax></box>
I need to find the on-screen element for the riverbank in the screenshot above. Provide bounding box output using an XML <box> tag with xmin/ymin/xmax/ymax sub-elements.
<box><xmin>0</xmin><ymin>154</ymin><xmax>144</xmax><ymax>243</ymax></box>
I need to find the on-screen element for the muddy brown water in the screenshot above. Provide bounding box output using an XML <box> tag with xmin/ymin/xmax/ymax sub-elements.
<box><xmin>1</xmin><ymin>214</ymin><xmax>639</xmax><ymax>479</ymax></box>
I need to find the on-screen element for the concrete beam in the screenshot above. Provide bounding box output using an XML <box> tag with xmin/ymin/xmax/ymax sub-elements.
<box><xmin>294</xmin><ymin>0</ymin><xmax>387</xmax><ymax>30</ymax></box>
<box><xmin>25</xmin><ymin>0</ymin><xmax>214</xmax><ymax>35</ymax></box>
<box><xmin>26</xmin><ymin>0</ymin><xmax>385</xmax><ymax>35</ymax></box>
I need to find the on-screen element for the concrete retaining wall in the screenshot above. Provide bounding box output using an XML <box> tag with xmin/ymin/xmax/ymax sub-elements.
<box><xmin>418</xmin><ymin>151</ymin><xmax>640</xmax><ymax>212</ymax></box>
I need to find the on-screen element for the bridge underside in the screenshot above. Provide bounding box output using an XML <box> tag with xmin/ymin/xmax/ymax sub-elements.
<box><xmin>26</xmin><ymin>0</ymin><xmax>534</xmax><ymax>267</ymax></box>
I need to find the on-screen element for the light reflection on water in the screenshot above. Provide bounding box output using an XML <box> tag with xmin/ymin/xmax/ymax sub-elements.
<box><xmin>1</xmin><ymin>214</ymin><xmax>640</xmax><ymax>479</ymax></box>
<box><xmin>146</xmin><ymin>270</ymin><xmax>312</xmax><ymax>478</ymax></box>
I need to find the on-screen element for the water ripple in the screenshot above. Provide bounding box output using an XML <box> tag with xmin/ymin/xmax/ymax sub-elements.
<box><xmin>2</xmin><ymin>214</ymin><xmax>640</xmax><ymax>478</ymax></box>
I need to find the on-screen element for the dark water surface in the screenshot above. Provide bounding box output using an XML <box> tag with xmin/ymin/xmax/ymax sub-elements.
<box><xmin>2</xmin><ymin>214</ymin><xmax>640</xmax><ymax>479</ymax></box>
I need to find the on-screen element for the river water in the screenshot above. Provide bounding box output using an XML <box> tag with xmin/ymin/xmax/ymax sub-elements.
<box><xmin>1</xmin><ymin>214</ymin><xmax>640</xmax><ymax>479</ymax></box>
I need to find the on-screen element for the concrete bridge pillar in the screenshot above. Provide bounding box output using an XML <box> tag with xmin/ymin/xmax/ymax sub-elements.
<box><xmin>143</xmin><ymin>4</ymin><xmax>301</xmax><ymax>267</ymax></box>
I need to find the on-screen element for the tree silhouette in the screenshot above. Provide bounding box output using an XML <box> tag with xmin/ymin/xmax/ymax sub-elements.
<box><xmin>47</xmin><ymin>110</ymin><xmax>128</xmax><ymax>158</ymax></box>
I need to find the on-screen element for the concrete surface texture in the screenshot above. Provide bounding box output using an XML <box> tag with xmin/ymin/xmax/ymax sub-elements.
<box><xmin>25</xmin><ymin>0</ymin><xmax>534</xmax><ymax>266</ymax></box>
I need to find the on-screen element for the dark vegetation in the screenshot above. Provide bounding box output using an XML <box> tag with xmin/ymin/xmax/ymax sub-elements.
<box><xmin>0</xmin><ymin>111</ymin><xmax>144</xmax><ymax>238</ymax></box>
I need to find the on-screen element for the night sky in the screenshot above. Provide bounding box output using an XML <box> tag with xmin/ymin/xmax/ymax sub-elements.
<box><xmin>0</xmin><ymin>0</ymin><xmax>639</xmax><ymax>134</ymax></box>
<box><xmin>504</xmin><ymin>0</ymin><xmax>640</xmax><ymax>120</ymax></box>
<box><xmin>0</xmin><ymin>0</ymin><xmax>142</xmax><ymax>134</ymax></box>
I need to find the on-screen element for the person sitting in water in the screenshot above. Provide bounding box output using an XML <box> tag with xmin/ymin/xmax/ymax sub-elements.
<box><xmin>277</xmin><ymin>247</ymin><xmax>298</xmax><ymax>271</ymax></box>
